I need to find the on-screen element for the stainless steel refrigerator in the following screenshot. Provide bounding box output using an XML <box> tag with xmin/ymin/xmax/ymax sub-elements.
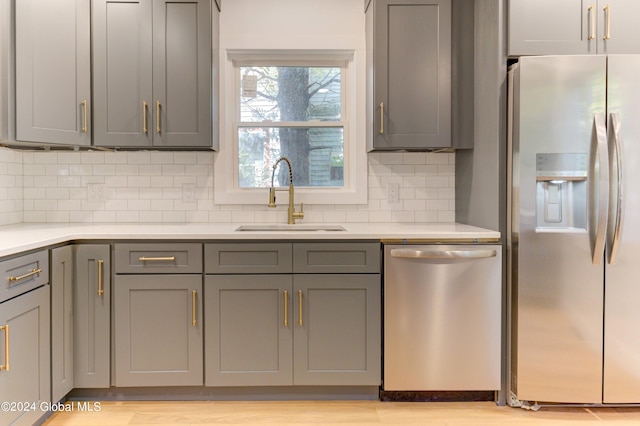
<box><xmin>509</xmin><ymin>55</ymin><xmax>640</xmax><ymax>405</ymax></box>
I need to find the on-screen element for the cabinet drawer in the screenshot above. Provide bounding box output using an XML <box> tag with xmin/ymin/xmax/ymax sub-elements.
<box><xmin>0</xmin><ymin>250</ymin><xmax>49</xmax><ymax>303</ymax></box>
<box><xmin>205</xmin><ymin>243</ymin><xmax>292</xmax><ymax>274</ymax></box>
<box><xmin>114</xmin><ymin>243</ymin><xmax>202</xmax><ymax>274</ymax></box>
<box><xmin>293</xmin><ymin>243</ymin><xmax>380</xmax><ymax>273</ymax></box>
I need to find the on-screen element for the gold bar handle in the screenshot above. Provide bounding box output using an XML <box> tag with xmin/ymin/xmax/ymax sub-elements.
<box><xmin>588</xmin><ymin>5</ymin><xmax>595</xmax><ymax>40</ymax></box>
<box><xmin>298</xmin><ymin>290</ymin><xmax>303</xmax><ymax>326</ymax></box>
<box><xmin>0</xmin><ymin>325</ymin><xmax>9</xmax><ymax>372</ymax></box>
<box><xmin>379</xmin><ymin>102</ymin><xmax>384</xmax><ymax>134</ymax></box>
<box><xmin>81</xmin><ymin>100</ymin><xmax>88</xmax><ymax>133</ymax></box>
<box><xmin>138</xmin><ymin>256</ymin><xmax>176</xmax><ymax>262</ymax></box>
<box><xmin>603</xmin><ymin>4</ymin><xmax>611</xmax><ymax>40</ymax></box>
<box><xmin>97</xmin><ymin>260</ymin><xmax>104</xmax><ymax>297</ymax></box>
<box><xmin>191</xmin><ymin>290</ymin><xmax>197</xmax><ymax>326</ymax></box>
<box><xmin>283</xmin><ymin>290</ymin><xmax>288</xmax><ymax>327</ymax></box>
<box><xmin>156</xmin><ymin>101</ymin><xmax>161</xmax><ymax>133</ymax></box>
<box><xmin>8</xmin><ymin>268</ymin><xmax>42</xmax><ymax>282</ymax></box>
<box><xmin>143</xmin><ymin>101</ymin><xmax>148</xmax><ymax>134</ymax></box>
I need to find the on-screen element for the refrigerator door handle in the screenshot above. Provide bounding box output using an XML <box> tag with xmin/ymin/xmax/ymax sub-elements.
<box><xmin>608</xmin><ymin>112</ymin><xmax>624</xmax><ymax>264</ymax></box>
<box><xmin>590</xmin><ymin>112</ymin><xmax>609</xmax><ymax>265</ymax></box>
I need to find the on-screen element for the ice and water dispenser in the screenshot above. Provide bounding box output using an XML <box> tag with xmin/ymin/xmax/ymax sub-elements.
<box><xmin>535</xmin><ymin>153</ymin><xmax>588</xmax><ymax>231</ymax></box>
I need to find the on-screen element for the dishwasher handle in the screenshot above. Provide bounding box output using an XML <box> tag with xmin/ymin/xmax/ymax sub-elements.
<box><xmin>389</xmin><ymin>248</ymin><xmax>497</xmax><ymax>260</ymax></box>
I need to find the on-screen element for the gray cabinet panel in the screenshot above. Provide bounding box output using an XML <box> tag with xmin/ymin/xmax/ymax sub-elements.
<box><xmin>114</xmin><ymin>243</ymin><xmax>202</xmax><ymax>274</ymax></box>
<box><xmin>93</xmin><ymin>0</ymin><xmax>211</xmax><ymax>148</ymax></box>
<box><xmin>508</xmin><ymin>0</ymin><xmax>640</xmax><ymax>56</ymax></box>
<box><xmin>293</xmin><ymin>274</ymin><xmax>381</xmax><ymax>386</ymax></box>
<box><xmin>152</xmin><ymin>0</ymin><xmax>211</xmax><ymax>147</ymax></box>
<box><xmin>51</xmin><ymin>246</ymin><xmax>74</xmax><ymax>402</ymax></box>
<box><xmin>293</xmin><ymin>243</ymin><xmax>380</xmax><ymax>274</ymax></box>
<box><xmin>16</xmin><ymin>0</ymin><xmax>90</xmax><ymax>145</ymax></box>
<box><xmin>0</xmin><ymin>0</ymin><xmax>15</xmax><ymax>142</ymax></box>
<box><xmin>92</xmin><ymin>0</ymin><xmax>152</xmax><ymax>147</ymax></box>
<box><xmin>367</xmin><ymin>0</ymin><xmax>451</xmax><ymax>150</ymax></box>
<box><xmin>0</xmin><ymin>285</ymin><xmax>50</xmax><ymax>426</ymax></box>
<box><xmin>73</xmin><ymin>244</ymin><xmax>110</xmax><ymax>388</ymax></box>
<box><xmin>204</xmin><ymin>275</ymin><xmax>293</xmax><ymax>386</ymax></box>
<box><xmin>205</xmin><ymin>243</ymin><xmax>293</xmax><ymax>274</ymax></box>
<box><xmin>1</xmin><ymin>250</ymin><xmax>48</xmax><ymax>303</ymax></box>
<box><xmin>114</xmin><ymin>274</ymin><xmax>203</xmax><ymax>386</ymax></box>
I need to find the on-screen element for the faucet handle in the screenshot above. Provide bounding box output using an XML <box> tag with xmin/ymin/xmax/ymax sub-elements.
<box><xmin>299</xmin><ymin>202</ymin><xmax>304</xmax><ymax>213</ymax></box>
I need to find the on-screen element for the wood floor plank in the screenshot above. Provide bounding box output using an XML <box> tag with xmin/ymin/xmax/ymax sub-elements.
<box><xmin>42</xmin><ymin>401</ymin><xmax>640</xmax><ymax>425</ymax></box>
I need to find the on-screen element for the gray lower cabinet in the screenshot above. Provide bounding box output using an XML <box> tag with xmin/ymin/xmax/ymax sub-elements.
<box><xmin>293</xmin><ymin>274</ymin><xmax>380</xmax><ymax>386</ymax></box>
<box><xmin>0</xmin><ymin>285</ymin><xmax>50</xmax><ymax>426</ymax></box>
<box><xmin>204</xmin><ymin>274</ymin><xmax>293</xmax><ymax>386</ymax></box>
<box><xmin>114</xmin><ymin>275</ymin><xmax>203</xmax><ymax>386</ymax></box>
<box><xmin>73</xmin><ymin>244</ymin><xmax>110</xmax><ymax>388</ymax></box>
<box><xmin>92</xmin><ymin>0</ymin><xmax>212</xmax><ymax>148</ymax></box>
<box><xmin>15</xmin><ymin>0</ymin><xmax>91</xmax><ymax>145</ymax></box>
<box><xmin>204</xmin><ymin>242</ymin><xmax>381</xmax><ymax>387</ymax></box>
<box><xmin>366</xmin><ymin>0</ymin><xmax>452</xmax><ymax>150</ymax></box>
<box><xmin>51</xmin><ymin>246</ymin><xmax>74</xmax><ymax>402</ymax></box>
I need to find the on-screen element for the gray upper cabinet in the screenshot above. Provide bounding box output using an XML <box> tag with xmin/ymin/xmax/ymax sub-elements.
<box><xmin>74</xmin><ymin>244</ymin><xmax>110</xmax><ymax>388</ymax></box>
<box><xmin>509</xmin><ymin>0</ymin><xmax>640</xmax><ymax>56</ymax></box>
<box><xmin>51</xmin><ymin>246</ymin><xmax>74</xmax><ymax>402</ymax></box>
<box><xmin>366</xmin><ymin>0</ymin><xmax>452</xmax><ymax>150</ymax></box>
<box><xmin>15</xmin><ymin>0</ymin><xmax>91</xmax><ymax>145</ymax></box>
<box><xmin>92</xmin><ymin>0</ymin><xmax>212</xmax><ymax>148</ymax></box>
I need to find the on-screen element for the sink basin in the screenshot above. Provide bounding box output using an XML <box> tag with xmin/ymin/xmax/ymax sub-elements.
<box><xmin>235</xmin><ymin>224</ymin><xmax>346</xmax><ymax>232</ymax></box>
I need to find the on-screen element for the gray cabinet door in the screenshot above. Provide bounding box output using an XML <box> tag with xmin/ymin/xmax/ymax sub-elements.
<box><xmin>368</xmin><ymin>0</ymin><xmax>451</xmax><ymax>150</ymax></box>
<box><xmin>51</xmin><ymin>246</ymin><xmax>74</xmax><ymax>402</ymax></box>
<box><xmin>0</xmin><ymin>286</ymin><xmax>50</xmax><ymax>426</ymax></box>
<box><xmin>599</xmin><ymin>0</ymin><xmax>640</xmax><ymax>54</ymax></box>
<box><xmin>73</xmin><ymin>244</ymin><xmax>110</xmax><ymax>388</ymax></box>
<box><xmin>204</xmin><ymin>275</ymin><xmax>293</xmax><ymax>386</ymax></box>
<box><xmin>92</xmin><ymin>0</ymin><xmax>153</xmax><ymax>147</ymax></box>
<box><xmin>114</xmin><ymin>274</ymin><xmax>203</xmax><ymax>386</ymax></box>
<box><xmin>16</xmin><ymin>0</ymin><xmax>90</xmax><ymax>145</ymax></box>
<box><xmin>509</xmin><ymin>0</ymin><xmax>640</xmax><ymax>56</ymax></box>
<box><xmin>293</xmin><ymin>274</ymin><xmax>381</xmax><ymax>386</ymax></box>
<box><xmin>93</xmin><ymin>0</ymin><xmax>211</xmax><ymax>148</ymax></box>
<box><xmin>508</xmin><ymin>0</ymin><xmax>591</xmax><ymax>55</ymax></box>
<box><xmin>152</xmin><ymin>0</ymin><xmax>211</xmax><ymax>147</ymax></box>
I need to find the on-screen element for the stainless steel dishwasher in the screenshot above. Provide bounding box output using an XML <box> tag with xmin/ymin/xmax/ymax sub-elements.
<box><xmin>383</xmin><ymin>244</ymin><xmax>501</xmax><ymax>391</ymax></box>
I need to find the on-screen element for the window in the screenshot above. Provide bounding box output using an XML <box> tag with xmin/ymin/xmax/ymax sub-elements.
<box><xmin>214</xmin><ymin>50</ymin><xmax>367</xmax><ymax>205</ymax></box>
<box><xmin>237</xmin><ymin>64</ymin><xmax>344</xmax><ymax>189</ymax></box>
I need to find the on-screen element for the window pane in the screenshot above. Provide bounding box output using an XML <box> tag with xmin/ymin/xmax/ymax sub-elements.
<box><xmin>238</xmin><ymin>127</ymin><xmax>344</xmax><ymax>188</ymax></box>
<box><xmin>240</xmin><ymin>66</ymin><xmax>341</xmax><ymax>122</ymax></box>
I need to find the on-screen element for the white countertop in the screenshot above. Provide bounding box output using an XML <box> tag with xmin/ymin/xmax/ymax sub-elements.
<box><xmin>0</xmin><ymin>222</ymin><xmax>501</xmax><ymax>257</ymax></box>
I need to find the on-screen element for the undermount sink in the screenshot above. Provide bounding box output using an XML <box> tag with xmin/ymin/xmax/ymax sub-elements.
<box><xmin>235</xmin><ymin>224</ymin><xmax>346</xmax><ymax>232</ymax></box>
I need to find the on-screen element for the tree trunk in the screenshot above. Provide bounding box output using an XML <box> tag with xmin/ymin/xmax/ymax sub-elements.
<box><xmin>277</xmin><ymin>67</ymin><xmax>310</xmax><ymax>186</ymax></box>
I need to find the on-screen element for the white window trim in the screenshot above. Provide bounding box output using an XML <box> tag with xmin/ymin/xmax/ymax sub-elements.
<box><xmin>214</xmin><ymin>49</ymin><xmax>368</xmax><ymax>205</ymax></box>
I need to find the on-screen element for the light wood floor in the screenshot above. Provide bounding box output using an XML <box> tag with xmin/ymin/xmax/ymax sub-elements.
<box><xmin>43</xmin><ymin>400</ymin><xmax>640</xmax><ymax>425</ymax></box>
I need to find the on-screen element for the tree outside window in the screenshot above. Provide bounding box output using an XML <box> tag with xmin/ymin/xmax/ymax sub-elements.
<box><xmin>237</xmin><ymin>65</ymin><xmax>344</xmax><ymax>189</ymax></box>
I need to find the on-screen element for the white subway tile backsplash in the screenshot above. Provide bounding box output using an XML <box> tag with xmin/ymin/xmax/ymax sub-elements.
<box><xmin>0</xmin><ymin>148</ymin><xmax>455</xmax><ymax>225</ymax></box>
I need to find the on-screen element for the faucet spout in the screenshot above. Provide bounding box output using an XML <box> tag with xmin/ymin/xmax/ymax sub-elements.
<box><xmin>268</xmin><ymin>157</ymin><xmax>304</xmax><ymax>224</ymax></box>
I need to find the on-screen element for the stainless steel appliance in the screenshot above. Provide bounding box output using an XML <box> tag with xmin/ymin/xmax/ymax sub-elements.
<box><xmin>383</xmin><ymin>244</ymin><xmax>501</xmax><ymax>391</ymax></box>
<box><xmin>509</xmin><ymin>55</ymin><xmax>640</xmax><ymax>405</ymax></box>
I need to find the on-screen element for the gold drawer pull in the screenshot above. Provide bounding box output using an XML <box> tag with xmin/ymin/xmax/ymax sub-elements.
<box><xmin>283</xmin><ymin>290</ymin><xmax>288</xmax><ymax>327</ymax></box>
<box><xmin>0</xmin><ymin>325</ymin><xmax>9</xmax><ymax>372</ymax></box>
<box><xmin>97</xmin><ymin>260</ymin><xmax>104</xmax><ymax>297</ymax></box>
<box><xmin>191</xmin><ymin>290</ymin><xmax>197</xmax><ymax>326</ymax></box>
<box><xmin>156</xmin><ymin>101</ymin><xmax>161</xmax><ymax>133</ymax></box>
<box><xmin>81</xmin><ymin>100</ymin><xmax>88</xmax><ymax>133</ymax></box>
<box><xmin>138</xmin><ymin>256</ymin><xmax>176</xmax><ymax>262</ymax></box>
<box><xmin>298</xmin><ymin>290</ymin><xmax>303</xmax><ymax>326</ymax></box>
<box><xmin>8</xmin><ymin>268</ymin><xmax>42</xmax><ymax>282</ymax></box>
<box><xmin>603</xmin><ymin>4</ymin><xmax>611</xmax><ymax>40</ymax></box>
<box><xmin>143</xmin><ymin>101</ymin><xmax>148</xmax><ymax>134</ymax></box>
